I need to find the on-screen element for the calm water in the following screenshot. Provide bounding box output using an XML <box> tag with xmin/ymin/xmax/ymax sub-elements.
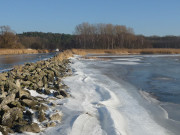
<box><xmin>88</xmin><ymin>54</ymin><xmax>180</xmax><ymax>123</ymax></box>
<box><xmin>122</xmin><ymin>55</ymin><xmax>180</xmax><ymax>122</ymax></box>
<box><xmin>0</xmin><ymin>52</ymin><xmax>57</xmax><ymax>72</ymax></box>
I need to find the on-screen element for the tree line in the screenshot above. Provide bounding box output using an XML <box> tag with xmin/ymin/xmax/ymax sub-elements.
<box><xmin>0</xmin><ymin>24</ymin><xmax>180</xmax><ymax>49</ymax></box>
<box><xmin>0</xmin><ymin>26</ymin><xmax>75</xmax><ymax>50</ymax></box>
<box><xmin>74</xmin><ymin>23</ymin><xmax>151</xmax><ymax>49</ymax></box>
<box><xmin>146</xmin><ymin>36</ymin><xmax>180</xmax><ymax>48</ymax></box>
<box><xmin>18</xmin><ymin>32</ymin><xmax>75</xmax><ymax>49</ymax></box>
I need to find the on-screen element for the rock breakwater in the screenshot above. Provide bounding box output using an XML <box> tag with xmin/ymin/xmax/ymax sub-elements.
<box><xmin>0</xmin><ymin>52</ymin><xmax>72</xmax><ymax>135</ymax></box>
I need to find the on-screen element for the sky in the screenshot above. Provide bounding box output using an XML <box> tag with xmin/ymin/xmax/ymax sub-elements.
<box><xmin>0</xmin><ymin>0</ymin><xmax>180</xmax><ymax>36</ymax></box>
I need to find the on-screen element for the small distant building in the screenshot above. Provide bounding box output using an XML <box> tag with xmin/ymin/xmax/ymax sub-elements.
<box><xmin>55</xmin><ymin>48</ymin><xmax>59</xmax><ymax>52</ymax></box>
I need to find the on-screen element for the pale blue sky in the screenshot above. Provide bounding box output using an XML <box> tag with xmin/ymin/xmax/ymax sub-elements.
<box><xmin>0</xmin><ymin>0</ymin><xmax>180</xmax><ymax>36</ymax></box>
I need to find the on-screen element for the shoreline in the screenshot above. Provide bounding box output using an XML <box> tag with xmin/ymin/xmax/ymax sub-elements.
<box><xmin>58</xmin><ymin>55</ymin><xmax>171</xmax><ymax>135</ymax></box>
<box><xmin>0</xmin><ymin>49</ymin><xmax>51</xmax><ymax>55</ymax></box>
<box><xmin>1</xmin><ymin>48</ymin><xmax>180</xmax><ymax>56</ymax></box>
<box><xmin>71</xmin><ymin>48</ymin><xmax>180</xmax><ymax>56</ymax></box>
<box><xmin>0</xmin><ymin>49</ymin><xmax>179</xmax><ymax>134</ymax></box>
<box><xmin>0</xmin><ymin>50</ymin><xmax>73</xmax><ymax>134</ymax></box>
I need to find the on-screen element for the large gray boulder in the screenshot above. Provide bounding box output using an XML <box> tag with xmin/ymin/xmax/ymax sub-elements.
<box><xmin>49</xmin><ymin>113</ymin><xmax>62</xmax><ymax>121</ymax></box>
<box><xmin>21</xmin><ymin>81</ymin><xmax>31</xmax><ymax>88</ymax></box>
<box><xmin>17</xmin><ymin>89</ymin><xmax>30</xmax><ymax>99</ymax></box>
<box><xmin>45</xmin><ymin>122</ymin><xmax>56</xmax><ymax>127</ymax></box>
<box><xmin>1</xmin><ymin>93</ymin><xmax>15</xmax><ymax>106</ymax></box>
<box><xmin>0</xmin><ymin>53</ymin><xmax>71</xmax><ymax>134</ymax></box>
<box><xmin>37</xmin><ymin>81</ymin><xmax>43</xmax><ymax>88</ymax></box>
<box><xmin>2</xmin><ymin>107</ymin><xmax>23</xmax><ymax>127</ymax></box>
<box><xmin>44</xmin><ymin>89</ymin><xmax>51</xmax><ymax>95</ymax></box>
<box><xmin>4</xmin><ymin>81</ymin><xmax>20</xmax><ymax>93</ymax></box>
<box><xmin>38</xmin><ymin>110</ymin><xmax>47</xmax><ymax>122</ymax></box>
<box><xmin>8</xmin><ymin>101</ymin><xmax>24</xmax><ymax>109</ymax></box>
<box><xmin>21</xmin><ymin>99</ymin><xmax>38</xmax><ymax>109</ymax></box>
<box><xmin>0</xmin><ymin>125</ymin><xmax>13</xmax><ymax>135</ymax></box>
<box><xmin>0</xmin><ymin>74</ymin><xmax>7</xmax><ymax>81</ymax></box>
<box><xmin>15</xmin><ymin>123</ymin><xmax>40</xmax><ymax>133</ymax></box>
<box><xmin>39</xmin><ymin>104</ymin><xmax>48</xmax><ymax>111</ymax></box>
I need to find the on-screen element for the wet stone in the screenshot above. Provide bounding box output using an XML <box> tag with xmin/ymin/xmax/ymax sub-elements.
<box><xmin>46</xmin><ymin>122</ymin><xmax>56</xmax><ymax>127</ymax></box>
<box><xmin>1</xmin><ymin>93</ymin><xmax>15</xmax><ymax>106</ymax></box>
<box><xmin>38</xmin><ymin>110</ymin><xmax>47</xmax><ymax>122</ymax></box>
<box><xmin>0</xmin><ymin>125</ymin><xmax>13</xmax><ymax>135</ymax></box>
<box><xmin>49</xmin><ymin>113</ymin><xmax>62</xmax><ymax>121</ymax></box>
<box><xmin>44</xmin><ymin>89</ymin><xmax>51</xmax><ymax>95</ymax></box>
<box><xmin>21</xmin><ymin>99</ymin><xmax>38</xmax><ymax>109</ymax></box>
<box><xmin>14</xmin><ymin>123</ymin><xmax>40</xmax><ymax>133</ymax></box>
<box><xmin>2</xmin><ymin>107</ymin><xmax>23</xmax><ymax>127</ymax></box>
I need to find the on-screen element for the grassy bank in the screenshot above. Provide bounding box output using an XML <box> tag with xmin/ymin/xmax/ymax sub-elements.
<box><xmin>2</xmin><ymin>48</ymin><xmax>180</xmax><ymax>56</ymax></box>
<box><xmin>0</xmin><ymin>49</ymin><xmax>50</xmax><ymax>55</ymax></box>
<box><xmin>55</xmin><ymin>50</ymin><xmax>73</xmax><ymax>61</ymax></box>
<box><xmin>71</xmin><ymin>48</ymin><xmax>180</xmax><ymax>56</ymax></box>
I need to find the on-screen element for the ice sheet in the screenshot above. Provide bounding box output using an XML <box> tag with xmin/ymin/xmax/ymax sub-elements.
<box><xmin>112</xmin><ymin>61</ymin><xmax>139</xmax><ymax>65</ymax></box>
<box><xmin>13</xmin><ymin>55</ymin><xmax>176</xmax><ymax>135</ymax></box>
<box><xmin>43</xmin><ymin>56</ymin><xmax>171</xmax><ymax>135</ymax></box>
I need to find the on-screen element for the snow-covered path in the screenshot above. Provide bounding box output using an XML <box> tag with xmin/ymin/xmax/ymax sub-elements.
<box><xmin>43</xmin><ymin>56</ymin><xmax>172</xmax><ymax>135</ymax></box>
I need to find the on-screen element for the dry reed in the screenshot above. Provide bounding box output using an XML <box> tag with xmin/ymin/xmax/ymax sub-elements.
<box><xmin>71</xmin><ymin>49</ymin><xmax>180</xmax><ymax>56</ymax></box>
<box><xmin>55</xmin><ymin>50</ymin><xmax>73</xmax><ymax>61</ymax></box>
<box><xmin>0</xmin><ymin>49</ymin><xmax>50</xmax><ymax>55</ymax></box>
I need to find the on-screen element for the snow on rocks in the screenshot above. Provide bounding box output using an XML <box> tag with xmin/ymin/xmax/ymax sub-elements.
<box><xmin>0</xmin><ymin>56</ymin><xmax>71</xmax><ymax>134</ymax></box>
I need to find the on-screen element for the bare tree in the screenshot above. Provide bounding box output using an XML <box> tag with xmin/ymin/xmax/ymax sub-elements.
<box><xmin>0</xmin><ymin>26</ymin><xmax>22</xmax><ymax>48</ymax></box>
<box><xmin>74</xmin><ymin>22</ymin><xmax>152</xmax><ymax>49</ymax></box>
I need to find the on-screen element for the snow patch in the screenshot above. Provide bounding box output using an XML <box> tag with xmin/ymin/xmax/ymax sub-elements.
<box><xmin>39</xmin><ymin>55</ymin><xmax>173</xmax><ymax>135</ymax></box>
<box><xmin>115</xmin><ymin>58</ymin><xmax>141</xmax><ymax>61</ymax></box>
<box><xmin>70</xmin><ymin>113</ymin><xmax>103</xmax><ymax>135</ymax></box>
<box><xmin>61</xmin><ymin>56</ymin><xmax>171</xmax><ymax>135</ymax></box>
<box><xmin>112</xmin><ymin>61</ymin><xmax>139</xmax><ymax>65</ymax></box>
<box><xmin>29</xmin><ymin>90</ymin><xmax>48</xmax><ymax>98</ymax></box>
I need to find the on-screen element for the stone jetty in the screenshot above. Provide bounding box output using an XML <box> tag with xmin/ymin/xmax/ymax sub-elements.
<box><xmin>0</xmin><ymin>52</ymin><xmax>72</xmax><ymax>135</ymax></box>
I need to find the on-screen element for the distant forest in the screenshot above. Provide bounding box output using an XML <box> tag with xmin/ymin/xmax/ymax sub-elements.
<box><xmin>0</xmin><ymin>23</ymin><xmax>180</xmax><ymax>50</ymax></box>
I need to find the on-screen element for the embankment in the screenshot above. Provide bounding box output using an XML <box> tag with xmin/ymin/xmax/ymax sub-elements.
<box><xmin>71</xmin><ymin>48</ymin><xmax>180</xmax><ymax>55</ymax></box>
<box><xmin>0</xmin><ymin>50</ymin><xmax>73</xmax><ymax>134</ymax></box>
<box><xmin>1</xmin><ymin>48</ymin><xmax>180</xmax><ymax>56</ymax></box>
<box><xmin>0</xmin><ymin>49</ymin><xmax>51</xmax><ymax>55</ymax></box>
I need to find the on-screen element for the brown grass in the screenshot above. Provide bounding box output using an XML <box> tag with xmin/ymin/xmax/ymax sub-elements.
<box><xmin>71</xmin><ymin>48</ymin><xmax>180</xmax><ymax>56</ymax></box>
<box><xmin>55</xmin><ymin>50</ymin><xmax>73</xmax><ymax>61</ymax></box>
<box><xmin>0</xmin><ymin>49</ymin><xmax>50</xmax><ymax>55</ymax></box>
<box><xmin>82</xmin><ymin>56</ymin><xmax>111</xmax><ymax>60</ymax></box>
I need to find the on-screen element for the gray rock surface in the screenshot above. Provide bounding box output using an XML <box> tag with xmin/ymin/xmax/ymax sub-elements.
<box><xmin>50</xmin><ymin>113</ymin><xmax>62</xmax><ymax>121</ymax></box>
<box><xmin>0</xmin><ymin>54</ymin><xmax>71</xmax><ymax>134</ymax></box>
<box><xmin>15</xmin><ymin>123</ymin><xmax>40</xmax><ymax>133</ymax></box>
